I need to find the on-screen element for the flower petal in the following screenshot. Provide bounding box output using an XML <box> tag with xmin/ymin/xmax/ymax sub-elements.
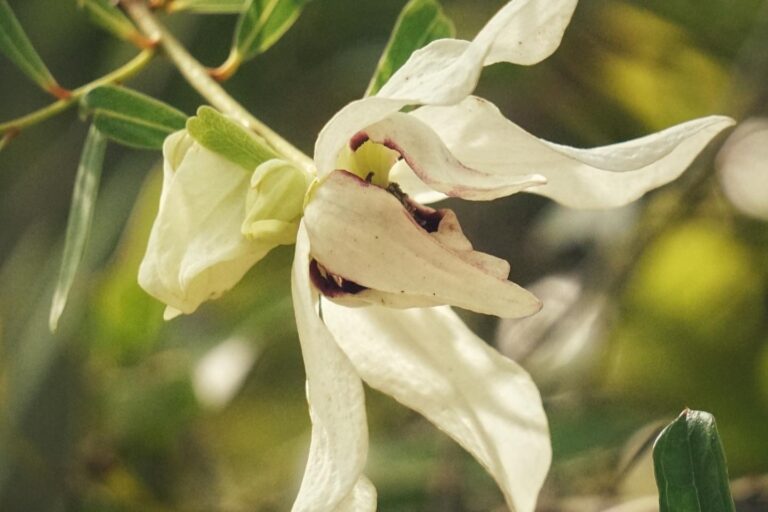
<box><xmin>314</xmin><ymin>0</ymin><xmax>578</xmax><ymax>176</ymax></box>
<box><xmin>361</xmin><ymin>112</ymin><xmax>547</xmax><ymax>200</ymax></box>
<box><xmin>335</xmin><ymin>477</ymin><xmax>377</xmax><ymax>512</ymax></box>
<box><xmin>378</xmin><ymin>0</ymin><xmax>578</xmax><ymax>102</ymax></box>
<box><xmin>409</xmin><ymin>96</ymin><xmax>735</xmax><ymax>207</ymax></box>
<box><xmin>138</xmin><ymin>131</ymin><xmax>270</xmax><ymax>316</ymax></box>
<box><xmin>388</xmin><ymin>160</ymin><xmax>448</xmax><ymax>204</ymax></box>
<box><xmin>321</xmin><ymin>303</ymin><xmax>551</xmax><ymax>512</ymax></box>
<box><xmin>291</xmin><ymin>225</ymin><xmax>371</xmax><ymax>512</ymax></box>
<box><xmin>304</xmin><ymin>170</ymin><xmax>541</xmax><ymax>318</ymax></box>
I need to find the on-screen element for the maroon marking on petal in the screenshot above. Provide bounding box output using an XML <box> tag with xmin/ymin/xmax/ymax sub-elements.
<box><xmin>349</xmin><ymin>132</ymin><xmax>370</xmax><ymax>151</ymax></box>
<box><xmin>409</xmin><ymin>201</ymin><xmax>443</xmax><ymax>233</ymax></box>
<box><xmin>309</xmin><ymin>259</ymin><xmax>366</xmax><ymax>298</ymax></box>
<box><xmin>334</xmin><ymin>170</ymin><xmax>444</xmax><ymax>234</ymax></box>
<box><xmin>380</xmin><ymin>137</ymin><xmax>432</xmax><ymax>188</ymax></box>
<box><xmin>386</xmin><ymin>182</ymin><xmax>444</xmax><ymax>233</ymax></box>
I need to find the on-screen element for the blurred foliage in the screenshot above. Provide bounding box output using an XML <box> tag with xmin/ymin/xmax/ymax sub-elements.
<box><xmin>1</xmin><ymin>0</ymin><xmax>768</xmax><ymax>511</ymax></box>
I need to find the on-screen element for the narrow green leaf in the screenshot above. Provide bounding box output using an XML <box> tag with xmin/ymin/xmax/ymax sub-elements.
<box><xmin>82</xmin><ymin>85</ymin><xmax>187</xmax><ymax>149</ymax></box>
<box><xmin>168</xmin><ymin>0</ymin><xmax>248</xmax><ymax>14</ymax></box>
<box><xmin>0</xmin><ymin>0</ymin><xmax>67</xmax><ymax>96</ymax></box>
<box><xmin>187</xmin><ymin>106</ymin><xmax>278</xmax><ymax>170</ymax></box>
<box><xmin>212</xmin><ymin>0</ymin><xmax>310</xmax><ymax>79</ymax></box>
<box><xmin>49</xmin><ymin>125</ymin><xmax>107</xmax><ymax>332</ymax></box>
<box><xmin>653</xmin><ymin>409</ymin><xmax>736</xmax><ymax>512</ymax></box>
<box><xmin>234</xmin><ymin>0</ymin><xmax>309</xmax><ymax>60</ymax></box>
<box><xmin>366</xmin><ymin>0</ymin><xmax>455</xmax><ymax>96</ymax></box>
<box><xmin>78</xmin><ymin>0</ymin><xmax>154</xmax><ymax>48</ymax></box>
<box><xmin>90</xmin><ymin>112</ymin><xmax>177</xmax><ymax>150</ymax></box>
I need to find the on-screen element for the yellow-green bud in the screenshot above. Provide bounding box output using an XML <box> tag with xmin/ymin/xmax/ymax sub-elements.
<box><xmin>241</xmin><ymin>159</ymin><xmax>313</xmax><ymax>246</ymax></box>
<box><xmin>335</xmin><ymin>139</ymin><xmax>400</xmax><ymax>188</ymax></box>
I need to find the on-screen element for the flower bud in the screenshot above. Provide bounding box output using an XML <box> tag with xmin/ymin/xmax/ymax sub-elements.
<box><xmin>139</xmin><ymin>131</ymin><xmax>309</xmax><ymax>319</ymax></box>
<box><xmin>242</xmin><ymin>159</ymin><xmax>313</xmax><ymax>245</ymax></box>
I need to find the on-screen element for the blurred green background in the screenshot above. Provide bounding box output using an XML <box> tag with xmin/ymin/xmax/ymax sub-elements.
<box><xmin>1</xmin><ymin>0</ymin><xmax>768</xmax><ymax>510</ymax></box>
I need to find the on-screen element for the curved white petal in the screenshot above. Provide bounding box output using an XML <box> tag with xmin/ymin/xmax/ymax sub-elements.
<box><xmin>291</xmin><ymin>225</ymin><xmax>371</xmax><ymax>512</ymax></box>
<box><xmin>388</xmin><ymin>160</ymin><xmax>448</xmax><ymax>204</ymax></box>
<box><xmin>138</xmin><ymin>131</ymin><xmax>270</xmax><ymax>315</ymax></box>
<box><xmin>314</xmin><ymin>0</ymin><xmax>579</xmax><ymax>176</ymax></box>
<box><xmin>322</xmin><ymin>303</ymin><xmax>551</xmax><ymax>512</ymax></box>
<box><xmin>481</xmin><ymin>0</ymin><xmax>577</xmax><ymax>66</ymax></box>
<box><xmin>335</xmin><ymin>477</ymin><xmax>377</xmax><ymax>512</ymax></box>
<box><xmin>410</xmin><ymin>96</ymin><xmax>735</xmax><ymax>207</ymax></box>
<box><xmin>304</xmin><ymin>171</ymin><xmax>541</xmax><ymax>318</ymax></box>
<box><xmin>378</xmin><ymin>0</ymin><xmax>578</xmax><ymax>102</ymax></box>
<box><xmin>362</xmin><ymin>113</ymin><xmax>547</xmax><ymax>200</ymax></box>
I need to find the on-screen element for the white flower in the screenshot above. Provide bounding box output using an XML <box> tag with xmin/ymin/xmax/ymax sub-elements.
<box><xmin>139</xmin><ymin>131</ymin><xmax>309</xmax><ymax>319</ymax></box>
<box><xmin>295</xmin><ymin>1</ymin><xmax>734</xmax><ymax>511</ymax></box>
<box><xmin>138</xmin><ymin>1</ymin><xmax>736</xmax><ymax>511</ymax></box>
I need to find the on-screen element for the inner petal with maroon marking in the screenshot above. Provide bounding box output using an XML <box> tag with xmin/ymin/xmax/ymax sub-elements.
<box><xmin>335</xmin><ymin>136</ymin><xmax>401</xmax><ymax>188</ymax></box>
<box><xmin>303</xmin><ymin>152</ymin><xmax>541</xmax><ymax>318</ymax></box>
<box><xmin>310</xmin><ymin>138</ymin><xmax>447</xmax><ymax>303</ymax></box>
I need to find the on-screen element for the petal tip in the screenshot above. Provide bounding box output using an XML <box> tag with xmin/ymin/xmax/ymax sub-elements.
<box><xmin>164</xmin><ymin>306</ymin><xmax>183</xmax><ymax>321</ymax></box>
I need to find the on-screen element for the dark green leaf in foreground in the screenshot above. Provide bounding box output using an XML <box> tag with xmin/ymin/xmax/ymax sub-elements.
<box><xmin>187</xmin><ymin>106</ymin><xmax>278</xmax><ymax>170</ymax></box>
<box><xmin>78</xmin><ymin>0</ymin><xmax>154</xmax><ymax>48</ymax></box>
<box><xmin>365</xmin><ymin>0</ymin><xmax>455</xmax><ymax>96</ymax></box>
<box><xmin>0</xmin><ymin>0</ymin><xmax>68</xmax><ymax>97</ymax></box>
<box><xmin>82</xmin><ymin>85</ymin><xmax>187</xmax><ymax>149</ymax></box>
<box><xmin>168</xmin><ymin>0</ymin><xmax>248</xmax><ymax>14</ymax></box>
<box><xmin>49</xmin><ymin>125</ymin><xmax>107</xmax><ymax>332</ymax></box>
<box><xmin>653</xmin><ymin>409</ymin><xmax>736</xmax><ymax>512</ymax></box>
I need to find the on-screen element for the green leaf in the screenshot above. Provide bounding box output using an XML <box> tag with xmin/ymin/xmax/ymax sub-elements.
<box><xmin>82</xmin><ymin>85</ymin><xmax>187</xmax><ymax>149</ymax></box>
<box><xmin>49</xmin><ymin>125</ymin><xmax>107</xmax><ymax>332</ymax></box>
<box><xmin>187</xmin><ymin>106</ymin><xmax>278</xmax><ymax>170</ymax></box>
<box><xmin>366</xmin><ymin>0</ymin><xmax>455</xmax><ymax>96</ymax></box>
<box><xmin>77</xmin><ymin>0</ymin><xmax>153</xmax><ymax>48</ymax></box>
<box><xmin>214</xmin><ymin>0</ymin><xmax>308</xmax><ymax>78</ymax></box>
<box><xmin>236</xmin><ymin>0</ymin><xmax>309</xmax><ymax>58</ymax></box>
<box><xmin>653</xmin><ymin>409</ymin><xmax>736</xmax><ymax>512</ymax></box>
<box><xmin>168</xmin><ymin>0</ymin><xmax>248</xmax><ymax>14</ymax></box>
<box><xmin>0</xmin><ymin>0</ymin><xmax>67</xmax><ymax>96</ymax></box>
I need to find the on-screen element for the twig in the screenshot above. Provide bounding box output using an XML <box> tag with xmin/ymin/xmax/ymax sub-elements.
<box><xmin>121</xmin><ymin>0</ymin><xmax>315</xmax><ymax>172</ymax></box>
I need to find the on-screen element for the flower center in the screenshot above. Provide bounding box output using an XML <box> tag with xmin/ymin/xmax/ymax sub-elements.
<box><xmin>336</xmin><ymin>136</ymin><xmax>444</xmax><ymax>233</ymax></box>
<box><xmin>336</xmin><ymin>138</ymin><xmax>401</xmax><ymax>188</ymax></box>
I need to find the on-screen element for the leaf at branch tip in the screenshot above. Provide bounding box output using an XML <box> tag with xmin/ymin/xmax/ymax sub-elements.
<box><xmin>82</xmin><ymin>85</ymin><xmax>187</xmax><ymax>150</ymax></box>
<box><xmin>167</xmin><ymin>0</ymin><xmax>248</xmax><ymax>14</ymax></box>
<box><xmin>365</xmin><ymin>0</ymin><xmax>455</xmax><ymax>96</ymax></box>
<box><xmin>186</xmin><ymin>106</ymin><xmax>279</xmax><ymax>170</ymax></box>
<box><xmin>653</xmin><ymin>409</ymin><xmax>736</xmax><ymax>512</ymax></box>
<box><xmin>214</xmin><ymin>0</ymin><xmax>310</xmax><ymax>79</ymax></box>
<box><xmin>49</xmin><ymin>125</ymin><xmax>108</xmax><ymax>332</ymax></box>
<box><xmin>0</xmin><ymin>0</ymin><xmax>68</xmax><ymax>96</ymax></box>
<box><xmin>77</xmin><ymin>0</ymin><xmax>155</xmax><ymax>49</ymax></box>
